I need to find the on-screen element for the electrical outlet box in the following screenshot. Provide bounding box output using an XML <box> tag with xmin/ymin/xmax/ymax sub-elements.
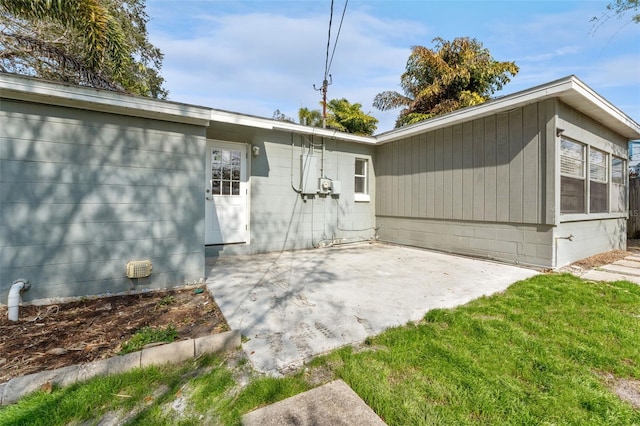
<box><xmin>330</xmin><ymin>180</ymin><xmax>341</xmax><ymax>195</ymax></box>
<box><xmin>319</xmin><ymin>178</ymin><xmax>331</xmax><ymax>194</ymax></box>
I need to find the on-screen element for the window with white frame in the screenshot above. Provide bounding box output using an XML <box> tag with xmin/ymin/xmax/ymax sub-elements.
<box><xmin>560</xmin><ymin>139</ymin><xmax>586</xmax><ymax>214</ymax></box>
<box><xmin>589</xmin><ymin>148</ymin><xmax>608</xmax><ymax>213</ymax></box>
<box><xmin>611</xmin><ymin>156</ymin><xmax>626</xmax><ymax>212</ymax></box>
<box><xmin>560</xmin><ymin>138</ymin><xmax>626</xmax><ymax>216</ymax></box>
<box><xmin>354</xmin><ymin>158</ymin><xmax>369</xmax><ymax>202</ymax></box>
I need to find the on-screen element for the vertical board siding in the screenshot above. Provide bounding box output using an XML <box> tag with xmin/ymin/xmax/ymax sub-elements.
<box><xmin>484</xmin><ymin>116</ymin><xmax>497</xmax><ymax>222</ymax></box>
<box><xmin>451</xmin><ymin>124</ymin><xmax>464</xmax><ymax>220</ymax></box>
<box><xmin>462</xmin><ymin>122</ymin><xmax>474</xmax><ymax>220</ymax></box>
<box><xmin>541</xmin><ymin>99</ymin><xmax>555</xmax><ymax>225</ymax></box>
<box><xmin>418</xmin><ymin>133</ymin><xmax>428</xmax><ymax>217</ymax></box>
<box><xmin>392</xmin><ymin>142</ymin><xmax>400</xmax><ymax>216</ymax></box>
<box><xmin>443</xmin><ymin>127</ymin><xmax>453</xmax><ymax>218</ymax></box>
<box><xmin>375</xmin><ymin>102</ymin><xmax>547</xmax><ymax>226</ymax></box>
<box><xmin>496</xmin><ymin>113</ymin><xmax>511</xmax><ymax>222</ymax></box>
<box><xmin>411</xmin><ymin>136</ymin><xmax>420</xmax><ymax>217</ymax></box>
<box><xmin>434</xmin><ymin>129</ymin><xmax>444</xmax><ymax>218</ymax></box>
<box><xmin>473</xmin><ymin>118</ymin><xmax>485</xmax><ymax>221</ymax></box>
<box><xmin>404</xmin><ymin>139</ymin><xmax>412</xmax><ymax>216</ymax></box>
<box><xmin>522</xmin><ymin>103</ymin><xmax>540</xmax><ymax>223</ymax></box>
<box><xmin>426</xmin><ymin>132</ymin><xmax>436</xmax><ymax>217</ymax></box>
<box><xmin>509</xmin><ymin>109</ymin><xmax>524</xmax><ymax>223</ymax></box>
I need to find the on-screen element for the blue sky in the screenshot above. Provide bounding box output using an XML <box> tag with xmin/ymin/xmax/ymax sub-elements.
<box><xmin>146</xmin><ymin>0</ymin><xmax>640</xmax><ymax>133</ymax></box>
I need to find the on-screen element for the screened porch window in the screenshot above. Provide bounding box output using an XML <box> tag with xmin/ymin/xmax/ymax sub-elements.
<box><xmin>560</xmin><ymin>139</ymin><xmax>585</xmax><ymax>214</ymax></box>
<box><xmin>611</xmin><ymin>156</ymin><xmax>626</xmax><ymax>213</ymax></box>
<box><xmin>589</xmin><ymin>148</ymin><xmax>608</xmax><ymax>213</ymax></box>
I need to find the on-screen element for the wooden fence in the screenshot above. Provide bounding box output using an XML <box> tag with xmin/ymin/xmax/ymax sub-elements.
<box><xmin>628</xmin><ymin>178</ymin><xmax>640</xmax><ymax>238</ymax></box>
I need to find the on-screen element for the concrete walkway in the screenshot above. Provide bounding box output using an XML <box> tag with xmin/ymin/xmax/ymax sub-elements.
<box><xmin>206</xmin><ymin>243</ymin><xmax>538</xmax><ymax>376</ymax></box>
<box><xmin>580</xmin><ymin>253</ymin><xmax>640</xmax><ymax>283</ymax></box>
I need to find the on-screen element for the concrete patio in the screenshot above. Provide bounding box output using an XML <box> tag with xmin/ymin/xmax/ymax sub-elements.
<box><xmin>205</xmin><ymin>243</ymin><xmax>538</xmax><ymax>376</ymax></box>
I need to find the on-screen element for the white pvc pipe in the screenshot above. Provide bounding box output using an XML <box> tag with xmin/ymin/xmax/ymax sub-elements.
<box><xmin>8</xmin><ymin>279</ymin><xmax>30</xmax><ymax>321</ymax></box>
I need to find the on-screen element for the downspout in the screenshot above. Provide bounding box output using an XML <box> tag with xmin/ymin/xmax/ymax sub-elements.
<box><xmin>8</xmin><ymin>279</ymin><xmax>30</xmax><ymax>321</ymax></box>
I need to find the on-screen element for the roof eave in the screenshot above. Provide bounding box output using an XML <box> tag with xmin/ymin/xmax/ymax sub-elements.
<box><xmin>375</xmin><ymin>76</ymin><xmax>640</xmax><ymax>144</ymax></box>
<box><xmin>0</xmin><ymin>73</ymin><xmax>212</xmax><ymax>126</ymax></box>
<box><xmin>210</xmin><ymin>109</ymin><xmax>378</xmax><ymax>144</ymax></box>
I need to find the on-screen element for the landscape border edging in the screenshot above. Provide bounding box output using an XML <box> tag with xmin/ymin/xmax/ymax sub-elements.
<box><xmin>1</xmin><ymin>330</ymin><xmax>241</xmax><ymax>405</ymax></box>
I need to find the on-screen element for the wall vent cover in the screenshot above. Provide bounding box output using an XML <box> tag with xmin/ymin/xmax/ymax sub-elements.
<box><xmin>126</xmin><ymin>260</ymin><xmax>153</xmax><ymax>278</ymax></box>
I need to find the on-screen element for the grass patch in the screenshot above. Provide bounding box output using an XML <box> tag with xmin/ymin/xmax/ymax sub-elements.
<box><xmin>316</xmin><ymin>273</ymin><xmax>640</xmax><ymax>425</ymax></box>
<box><xmin>0</xmin><ymin>355</ymin><xmax>233</xmax><ymax>426</ymax></box>
<box><xmin>119</xmin><ymin>325</ymin><xmax>178</xmax><ymax>355</ymax></box>
<box><xmin>2</xmin><ymin>273</ymin><xmax>640</xmax><ymax>425</ymax></box>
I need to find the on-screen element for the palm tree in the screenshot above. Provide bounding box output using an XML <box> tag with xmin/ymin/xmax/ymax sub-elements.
<box><xmin>299</xmin><ymin>99</ymin><xmax>378</xmax><ymax>136</ymax></box>
<box><xmin>373</xmin><ymin>37</ymin><xmax>519</xmax><ymax>128</ymax></box>
<box><xmin>0</xmin><ymin>0</ymin><xmax>164</xmax><ymax>95</ymax></box>
<box><xmin>325</xmin><ymin>98</ymin><xmax>378</xmax><ymax>136</ymax></box>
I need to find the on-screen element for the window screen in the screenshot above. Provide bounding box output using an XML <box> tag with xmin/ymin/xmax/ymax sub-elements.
<box><xmin>611</xmin><ymin>156</ymin><xmax>625</xmax><ymax>212</ymax></box>
<box><xmin>589</xmin><ymin>148</ymin><xmax>608</xmax><ymax>213</ymax></box>
<box><xmin>560</xmin><ymin>139</ymin><xmax>585</xmax><ymax>214</ymax></box>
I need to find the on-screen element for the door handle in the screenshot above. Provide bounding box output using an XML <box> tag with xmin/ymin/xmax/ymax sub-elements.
<box><xmin>206</xmin><ymin>179</ymin><xmax>213</xmax><ymax>200</ymax></box>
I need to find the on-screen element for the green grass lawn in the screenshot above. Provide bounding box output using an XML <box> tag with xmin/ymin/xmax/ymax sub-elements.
<box><xmin>2</xmin><ymin>273</ymin><xmax>640</xmax><ymax>425</ymax></box>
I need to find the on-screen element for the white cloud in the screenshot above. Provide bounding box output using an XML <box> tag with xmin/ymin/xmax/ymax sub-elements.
<box><xmin>581</xmin><ymin>54</ymin><xmax>640</xmax><ymax>88</ymax></box>
<box><xmin>150</xmin><ymin>7</ymin><xmax>420</xmax><ymax>131</ymax></box>
<box><xmin>147</xmin><ymin>1</ymin><xmax>640</xmax><ymax>131</ymax></box>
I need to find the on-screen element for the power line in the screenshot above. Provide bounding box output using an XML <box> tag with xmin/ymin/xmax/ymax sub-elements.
<box><xmin>323</xmin><ymin>0</ymin><xmax>334</xmax><ymax>81</ymax></box>
<box><xmin>315</xmin><ymin>0</ymin><xmax>348</xmax><ymax>128</ymax></box>
<box><xmin>327</xmin><ymin>0</ymin><xmax>348</xmax><ymax>77</ymax></box>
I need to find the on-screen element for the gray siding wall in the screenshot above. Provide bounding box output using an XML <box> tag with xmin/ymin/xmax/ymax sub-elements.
<box><xmin>375</xmin><ymin>100</ymin><xmax>557</xmax><ymax>266</ymax></box>
<box><xmin>1</xmin><ymin>99</ymin><xmax>206</xmax><ymax>302</ymax></box>
<box><xmin>378</xmin><ymin>217</ymin><xmax>553</xmax><ymax>267</ymax></box>
<box><xmin>555</xmin><ymin>219</ymin><xmax>625</xmax><ymax>267</ymax></box>
<box><xmin>206</xmin><ymin>124</ymin><xmax>376</xmax><ymax>256</ymax></box>
<box><xmin>376</xmin><ymin>100</ymin><xmax>555</xmax><ymax>225</ymax></box>
<box><xmin>556</xmin><ymin>101</ymin><xmax>628</xmax><ymax>158</ymax></box>
<box><xmin>553</xmin><ymin>101</ymin><xmax>628</xmax><ymax>267</ymax></box>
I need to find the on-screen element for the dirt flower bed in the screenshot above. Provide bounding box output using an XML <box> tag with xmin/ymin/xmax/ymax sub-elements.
<box><xmin>0</xmin><ymin>286</ymin><xmax>229</xmax><ymax>384</ymax></box>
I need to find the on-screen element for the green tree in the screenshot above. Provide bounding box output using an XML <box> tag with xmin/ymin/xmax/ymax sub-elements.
<box><xmin>299</xmin><ymin>99</ymin><xmax>378</xmax><ymax>136</ymax></box>
<box><xmin>0</xmin><ymin>0</ymin><xmax>167</xmax><ymax>98</ymax></box>
<box><xmin>325</xmin><ymin>98</ymin><xmax>378</xmax><ymax>135</ymax></box>
<box><xmin>373</xmin><ymin>37</ymin><xmax>519</xmax><ymax>128</ymax></box>
<box><xmin>298</xmin><ymin>107</ymin><xmax>323</xmax><ymax>127</ymax></box>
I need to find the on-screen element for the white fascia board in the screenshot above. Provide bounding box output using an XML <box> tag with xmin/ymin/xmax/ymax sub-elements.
<box><xmin>0</xmin><ymin>73</ymin><xmax>211</xmax><ymax>126</ymax></box>
<box><xmin>272</xmin><ymin>121</ymin><xmax>377</xmax><ymax>144</ymax></box>
<box><xmin>563</xmin><ymin>77</ymin><xmax>640</xmax><ymax>140</ymax></box>
<box><xmin>210</xmin><ymin>109</ymin><xmax>274</xmax><ymax>130</ymax></box>
<box><xmin>210</xmin><ymin>108</ymin><xmax>378</xmax><ymax>144</ymax></box>
<box><xmin>375</xmin><ymin>75</ymin><xmax>640</xmax><ymax>144</ymax></box>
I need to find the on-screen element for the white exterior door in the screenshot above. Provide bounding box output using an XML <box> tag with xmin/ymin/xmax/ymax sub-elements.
<box><xmin>205</xmin><ymin>140</ymin><xmax>248</xmax><ymax>245</ymax></box>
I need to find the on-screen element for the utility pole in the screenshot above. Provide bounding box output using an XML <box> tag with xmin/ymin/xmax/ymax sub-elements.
<box><xmin>314</xmin><ymin>74</ymin><xmax>332</xmax><ymax>128</ymax></box>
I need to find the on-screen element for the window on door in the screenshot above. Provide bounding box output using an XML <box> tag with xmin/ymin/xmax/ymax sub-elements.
<box><xmin>211</xmin><ymin>148</ymin><xmax>241</xmax><ymax>196</ymax></box>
